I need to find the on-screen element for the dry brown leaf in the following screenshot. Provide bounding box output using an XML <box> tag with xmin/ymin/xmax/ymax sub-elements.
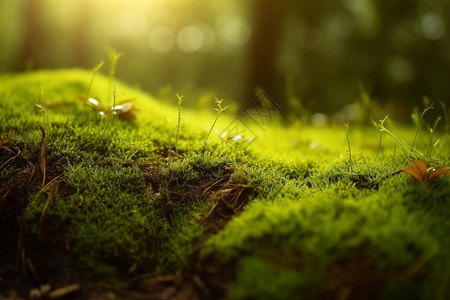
<box><xmin>400</xmin><ymin>158</ymin><xmax>450</xmax><ymax>183</ymax></box>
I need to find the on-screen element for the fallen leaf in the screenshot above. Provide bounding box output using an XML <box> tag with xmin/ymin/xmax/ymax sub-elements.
<box><xmin>400</xmin><ymin>158</ymin><xmax>450</xmax><ymax>183</ymax></box>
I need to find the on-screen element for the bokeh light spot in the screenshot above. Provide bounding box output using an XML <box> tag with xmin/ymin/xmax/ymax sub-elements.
<box><xmin>386</xmin><ymin>56</ymin><xmax>415</xmax><ymax>83</ymax></box>
<box><xmin>177</xmin><ymin>25</ymin><xmax>204</xmax><ymax>53</ymax></box>
<box><xmin>149</xmin><ymin>26</ymin><xmax>176</xmax><ymax>53</ymax></box>
<box><xmin>120</xmin><ymin>10</ymin><xmax>148</xmax><ymax>37</ymax></box>
<box><xmin>217</xmin><ymin>16</ymin><xmax>251</xmax><ymax>47</ymax></box>
<box><xmin>419</xmin><ymin>12</ymin><xmax>446</xmax><ymax>40</ymax></box>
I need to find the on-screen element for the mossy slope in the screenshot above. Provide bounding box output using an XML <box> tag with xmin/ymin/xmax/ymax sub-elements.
<box><xmin>0</xmin><ymin>69</ymin><xmax>449</xmax><ymax>299</ymax></box>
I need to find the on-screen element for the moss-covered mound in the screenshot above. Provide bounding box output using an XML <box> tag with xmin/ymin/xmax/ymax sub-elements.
<box><xmin>1</xmin><ymin>70</ymin><xmax>449</xmax><ymax>299</ymax></box>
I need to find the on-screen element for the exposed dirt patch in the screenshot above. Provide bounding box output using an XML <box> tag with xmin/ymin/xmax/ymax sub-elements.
<box><xmin>197</xmin><ymin>175</ymin><xmax>255</xmax><ymax>235</ymax></box>
<box><xmin>0</xmin><ymin>132</ymin><xmax>71</xmax><ymax>296</ymax></box>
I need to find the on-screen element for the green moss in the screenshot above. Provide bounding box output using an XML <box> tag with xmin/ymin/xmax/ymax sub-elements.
<box><xmin>230</xmin><ymin>257</ymin><xmax>320</xmax><ymax>300</ymax></box>
<box><xmin>1</xmin><ymin>69</ymin><xmax>450</xmax><ymax>299</ymax></box>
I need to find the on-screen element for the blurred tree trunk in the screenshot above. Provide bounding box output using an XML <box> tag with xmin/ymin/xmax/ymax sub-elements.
<box><xmin>73</xmin><ymin>0</ymin><xmax>90</xmax><ymax>68</ymax></box>
<box><xmin>244</xmin><ymin>0</ymin><xmax>285</xmax><ymax>109</ymax></box>
<box><xmin>15</xmin><ymin>0</ymin><xmax>43</xmax><ymax>71</ymax></box>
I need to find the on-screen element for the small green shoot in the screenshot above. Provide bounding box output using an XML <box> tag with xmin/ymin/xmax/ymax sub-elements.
<box><xmin>410</xmin><ymin>101</ymin><xmax>433</xmax><ymax>155</ymax></box>
<box><xmin>112</xmin><ymin>83</ymin><xmax>118</xmax><ymax>118</ymax></box>
<box><xmin>372</xmin><ymin>118</ymin><xmax>384</xmax><ymax>160</ymax></box>
<box><xmin>107</xmin><ymin>50</ymin><xmax>122</xmax><ymax>102</ymax></box>
<box><xmin>86</xmin><ymin>61</ymin><xmax>104</xmax><ymax>98</ymax></box>
<box><xmin>425</xmin><ymin>116</ymin><xmax>441</xmax><ymax>157</ymax></box>
<box><xmin>378</xmin><ymin>116</ymin><xmax>416</xmax><ymax>160</ymax></box>
<box><xmin>35</xmin><ymin>103</ymin><xmax>50</xmax><ymax>130</ymax></box>
<box><xmin>100</xmin><ymin>85</ymin><xmax>120</xmax><ymax>140</ymax></box>
<box><xmin>344</xmin><ymin>122</ymin><xmax>353</xmax><ymax>175</ymax></box>
<box><xmin>80</xmin><ymin>56</ymin><xmax>137</xmax><ymax>120</ymax></box>
<box><xmin>175</xmin><ymin>93</ymin><xmax>183</xmax><ymax>154</ymax></box>
<box><xmin>202</xmin><ymin>98</ymin><xmax>229</xmax><ymax>153</ymax></box>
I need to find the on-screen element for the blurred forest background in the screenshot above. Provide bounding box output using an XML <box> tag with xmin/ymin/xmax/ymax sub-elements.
<box><xmin>1</xmin><ymin>0</ymin><xmax>449</xmax><ymax>121</ymax></box>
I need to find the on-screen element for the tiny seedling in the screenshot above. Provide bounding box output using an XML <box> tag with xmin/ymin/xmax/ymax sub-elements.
<box><xmin>35</xmin><ymin>103</ymin><xmax>49</xmax><ymax>128</ymax></box>
<box><xmin>425</xmin><ymin>116</ymin><xmax>441</xmax><ymax>157</ymax></box>
<box><xmin>86</xmin><ymin>61</ymin><xmax>104</xmax><ymax>98</ymax></box>
<box><xmin>202</xmin><ymin>98</ymin><xmax>229</xmax><ymax>153</ymax></box>
<box><xmin>99</xmin><ymin>85</ymin><xmax>122</xmax><ymax>140</ymax></box>
<box><xmin>77</xmin><ymin>96</ymin><xmax>138</xmax><ymax>120</ymax></box>
<box><xmin>410</xmin><ymin>101</ymin><xmax>433</xmax><ymax>154</ymax></box>
<box><xmin>344</xmin><ymin>122</ymin><xmax>353</xmax><ymax>175</ymax></box>
<box><xmin>378</xmin><ymin>116</ymin><xmax>417</xmax><ymax>160</ymax></box>
<box><xmin>400</xmin><ymin>158</ymin><xmax>450</xmax><ymax>183</ymax></box>
<box><xmin>81</xmin><ymin>56</ymin><xmax>137</xmax><ymax>120</ymax></box>
<box><xmin>175</xmin><ymin>93</ymin><xmax>183</xmax><ymax>154</ymax></box>
<box><xmin>107</xmin><ymin>50</ymin><xmax>122</xmax><ymax>102</ymax></box>
<box><xmin>112</xmin><ymin>83</ymin><xmax>118</xmax><ymax>118</ymax></box>
<box><xmin>371</xmin><ymin>118</ymin><xmax>384</xmax><ymax>160</ymax></box>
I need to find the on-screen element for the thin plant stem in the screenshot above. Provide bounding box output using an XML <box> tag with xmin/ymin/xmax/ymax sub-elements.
<box><xmin>410</xmin><ymin>103</ymin><xmax>433</xmax><ymax>155</ymax></box>
<box><xmin>376</xmin><ymin>131</ymin><xmax>383</xmax><ymax>160</ymax></box>
<box><xmin>378</xmin><ymin>116</ymin><xmax>416</xmax><ymax>160</ymax></box>
<box><xmin>202</xmin><ymin>98</ymin><xmax>228</xmax><ymax>154</ymax></box>
<box><xmin>100</xmin><ymin>85</ymin><xmax>118</xmax><ymax>140</ymax></box>
<box><xmin>112</xmin><ymin>83</ymin><xmax>118</xmax><ymax>118</ymax></box>
<box><xmin>107</xmin><ymin>51</ymin><xmax>122</xmax><ymax>102</ymax></box>
<box><xmin>175</xmin><ymin>93</ymin><xmax>183</xmax><ymax>154</ymax></box>
<box><xmin>345</xmin><ymin>122</ymin><xmax>353</xmax><ymax>175</ymax></box>
<box><xmin>86</xmin><ymin>61</ymin><xmax>103</xmax><ymax>98</ymax></box>
<box><xmin>393</xmin><ymin>142</ymin><xmax>397</xmax><ymax>168</ymax></box>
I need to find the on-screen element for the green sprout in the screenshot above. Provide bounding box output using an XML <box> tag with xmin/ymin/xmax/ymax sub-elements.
<box><xmin>107</xmin><ymin>50</ymin><xmax>122</xmax><ymax>102</ymax></box>
<box><xmin>378</xmin><ymin>115</ymin><xmax>416</xmax><ymax>160</ymax></box>
<box><xmin>86</xmin><ymin>61</ymin><xmax>103</xmax><ymax>98</ymax></box>
<box><xmin>35</xmin><ymin>103</ymin><xmax>48</xmax><ymax>128</ymax></box>
<box><xmin>344</xmin><ymin>122</ymin><xmax>353</xmax><ymax>175</ymax></box>
<box><xmin>175</xmin><ymin>93</ymin><xmax>183</xmax><ymax>154</ymax></box>
<box><xmin>202</xmin><ymin>98</ymin><xmax>229</xmax><ymax>153</ymax></box>
<box><xmin>410</xmin><ymin>101</ymin><xmax>433</xmax><ymax>154</ymax></box>
<box><xmin>371</xmin><ymin>118</ymin><xmax>384</xmax><ymax>160</ymax></box>
<box><xmin>112</xmin><ymin>83</ymin><xmax>118</xmax><ymax>118</ymax></box>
